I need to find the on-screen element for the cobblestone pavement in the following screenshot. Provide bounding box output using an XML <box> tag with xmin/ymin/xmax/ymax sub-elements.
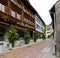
<box><xmin>1</xmin><ymin>39</ymin><xmax>56</xmax><ymax>58</ymax></box>
<box><xmin>19</xmin><ymin>39</ymin><xmax>56</xmax><ymax>58</ymax></box>
<box><xmin>16</xmin><ymin>39</ymin><xmax>56</xmax><ymax>58</ymax></box>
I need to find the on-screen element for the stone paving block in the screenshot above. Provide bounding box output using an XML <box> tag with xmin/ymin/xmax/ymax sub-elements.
<box><xmin>0</xmin><ymin>39</ymin><xmax>56</xmax><ymax>58</ymax></box>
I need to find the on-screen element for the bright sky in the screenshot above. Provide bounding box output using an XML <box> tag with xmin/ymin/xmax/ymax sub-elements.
<box><xmin>30</xmin><ymin>0</ymin><xmax>58</xmax><ymax>25</ymax></box>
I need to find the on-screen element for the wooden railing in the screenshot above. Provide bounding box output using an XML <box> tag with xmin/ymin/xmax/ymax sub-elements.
<box><xmin>23</xmin><ymin>8</ymin><xmax>34</xmax><ymax>19</ymax></box>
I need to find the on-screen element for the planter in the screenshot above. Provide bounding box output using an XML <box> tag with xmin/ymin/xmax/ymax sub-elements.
<box><xmin>34</xmin><ymin>39</ymin><xmax>37</xmax><ymax>42</ymax></box>
<box><xmin>0</xmin><ymin>43</ymin><xmax>4</xmax><ymax>53</ymax></box>
<box><xmin>8</xmin><ymin>43</ymin><xmax>12</xmax><ymax>49</ymax></box>
<box><xmin>30</xmin><ymin>39</ymin><xmax>33</xmax><ymax>43</ymax></box>
<box><xmin>15</xmin><ymin>41</ymin><xmax>20</xmax><ymax>47</ymax></box>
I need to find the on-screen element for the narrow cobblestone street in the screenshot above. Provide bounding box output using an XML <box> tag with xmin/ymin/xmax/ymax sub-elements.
<box><xmin>0</xmin><ymin>38</ymin><xmax>56</xmax><ymax>58</ymax></box>
<box><xmin>18</xmin><ymin>39</ymin><xmax>56</xmax><ymax>58</ymax></box>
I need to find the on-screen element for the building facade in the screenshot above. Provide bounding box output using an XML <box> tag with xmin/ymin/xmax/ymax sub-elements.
<box><xmin>0</xmin><ymin>0</ymin><xmax>45</xmax><ymax>52</ymax></box>
<box><xmin>50</xmin><ymin>1</ymin><xmax>60</xmax><ymax>57</ymax></box>
<box><xmin>35</xmin><ymin>14</ymin><xmax>45</xmax><ymax>38</ymax></box>
<box><xmin>46</xmin><ymin>24</ymin><xmax>53</xmax><ymax>38</ymax></box>
<box><xmin>55</xmin><ymin>1</ymin><xmax>60</xmax><ymax>57</ymax></box>
<box><xmin>0</xmin><ymin>0</ymin><xmax>37</xmax><ymax>49</ymax></box>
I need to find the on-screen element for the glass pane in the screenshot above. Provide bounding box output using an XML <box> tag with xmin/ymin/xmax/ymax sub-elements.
<box><xmin>1</xmin><ymin>4</ymin><xmax>5</xmax><ymax>12</ymax></box>
<box><xmin>11</xmin><ymin>10</ymin><xmax>15</xmax><ymax>17</ymax></box>
<box><xmin>17</xmin><ymin>13</ymin><xmax>20</xmax><ymax>20</ymax></box>
<box><xmin>0</xmin><ymin>3</ymin><xmax>2</xmax><ymax>11</ymax></box>
<box><xmin>24</xmin><ymin>18</ymin><xmax>26</xmax><ymax>21</ymax></box>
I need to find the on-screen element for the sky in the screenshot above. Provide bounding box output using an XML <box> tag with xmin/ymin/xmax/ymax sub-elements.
<box><xmin>30</xmin><ymin>0</ymin><xmax>58</xmax><ymax>25</ymax></box>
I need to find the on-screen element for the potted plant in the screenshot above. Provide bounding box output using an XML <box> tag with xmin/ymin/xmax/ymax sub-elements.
<box><xmin>7</xmin><ymin>25</ymin><xmax>19</xmax><ymax>47</ymax></box>
<box><xmin>24</xmin><ymin>29</ymin><xmax>30</xmax><ymax>44</ymax></box>
<box><xmin>33</xmin><ymin>31</ymin><xmax>38</xmax><ymax>42</ymax></box>
<box><xmin>43</xmin><ymin>26</ymin><xmax>46</xmax><ymax>40</ymax></box>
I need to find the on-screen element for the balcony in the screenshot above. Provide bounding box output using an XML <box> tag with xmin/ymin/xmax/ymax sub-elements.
<box><xmin>0</xmin><ymin>10</ymin><xmax>34</xmax><ymax>30</ymax></box>
<box><xmin>0</xmin><ymin>0</ymin><xmax>8</xmax><ymax>5</ymax></box>
<box><xmin>25</xmin><ymin>24</ymin><xmax>34</xmax><ymax>30</ymax></box>
<box><xmin>11</xmin><ymin>0</ymin><xmax>22</xmax><ymax>9</ymax></box>
<box><xmin>10</xmin><ymin>0</ymin><xmax>22</xmax><ymax>15</ymax></box>
<box><xmin>0</xmin><ymin>10</ymin><xmax>21</xmax><ymax>24</ymax></box>
<box><xmin>23</xmin><ymin>19</ymin><xmax>35</xmax><ymax>27</ymax></box>
<box><xmin>0</xmin><ymin>10</ymin><xmax>8</xmax><ymax>20</ymax></box>
<box><xmin>23</xmin><ymin>8</ymin><xmax>34</xmax><ymax>19</ymax></box>
<box><xmin>27</xmin><ymin>20</ymin><xmax>35</xmax><ymax>26</ymax></box>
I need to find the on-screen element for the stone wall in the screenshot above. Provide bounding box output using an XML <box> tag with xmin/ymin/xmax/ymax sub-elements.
<box><xmin>55</xmin><ymin>1</ymin><xmax>60</xmax><ymax>56</ymax></box>
<box><xmin>0</xmin><ymin>39</ymin><xmax>34</xmax><ymax>58</ymax></box>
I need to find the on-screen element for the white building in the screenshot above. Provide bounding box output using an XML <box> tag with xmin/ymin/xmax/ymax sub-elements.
<box><xmin>46</xmin><ymin>24</ymin><xmax>53</xmax><ymax>37</ymax></box>
<box><xmin>35</xmin><ymin>14</ymin><xmax>45</xmax><ymax>38</ymax></box>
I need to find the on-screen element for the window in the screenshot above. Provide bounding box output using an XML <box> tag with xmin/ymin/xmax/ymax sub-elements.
<box><xmin>24</xmin><ymin>18</ymin><xmax>26</xmax><ymax>21</ymax></box>
<box><xmin>36</xmin><ymin>24</ymin><xmax>39</xmax><ymax>29</ymax></box>
<box><xmin>11</xmin><ymin>10</ymin><xmax>15</xmax><ymax>17</ymax></box>
<box><xmin>0</xmin><ymin>3</ymin><xmax>5</xmax><ymax>12</ymax></box>
<box><xmin>2</xmin><ymin>4</ymin><xmax>5</xmax><ymax>12</ymax></box>
<box><xmin>17</xmin><ymin>13</ymin><xmax>20</xmax><ymax>20</ymax></box>
<box><xmin>29</xmin><ymin>20</ymin><xmax>32</xmax><ymax>24</ymax></box>
<box><xmin>0</xmin><ymin>4</ymin><xmax>1</xmax><ymax>10</ymax></box>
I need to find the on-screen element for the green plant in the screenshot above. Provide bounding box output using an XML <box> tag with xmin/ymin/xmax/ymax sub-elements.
<box><xmin>33</xmin><ymin>31</ymin><xmax>38</xmax><ymax>42</ymax></box>
<box><xmin>38</xmin><ymin>33</ymin><xmax>43</xmax><ymax>39</ymax></box>
<box><xmin>48</xmin><ymin>35</ymin><xmax>50</xmax><ymax>38</ymax></box>
<box><xmin>48</xmin><ymin>32</ymin><xmax>54</xmax><ymax>38</ymax></box>
<box><xmin>24</xmin><ymin>29</ymin><xmax>30</xmax><ymax>44</ymax></box>
<box><xmin>43</xmin><ymin>26</ymin><xmax>46</xmax><ymax>40</ymax></box>
<box><xmin>8</xmin><ymin>48</ymin><xmax>12</xmax><ymax>51</ymax></box>
<box><xmin>7</xmin><ymin>25</ymin><xmax>19</xmax><ymax>47</ymax></box>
